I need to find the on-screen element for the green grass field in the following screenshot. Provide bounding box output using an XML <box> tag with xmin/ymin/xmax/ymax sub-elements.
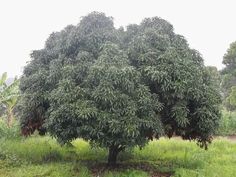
<box><xmin>0</xmin><ymin>136</ymin><xmax>235</xmax><ymax>177</ymax></box>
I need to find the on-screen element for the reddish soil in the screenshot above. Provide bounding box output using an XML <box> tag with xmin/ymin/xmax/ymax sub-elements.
<box><xmin>212</xmin><ymin>135</ymin><xmax>236</xmax><ymax>142</ymax></box>
<box><xmin>223</xmin><ymin>135</ymin><xmax>236</xmax><ymax>141</ymax></box>
<box><xmin>173</xmin><ymin>135</ymin><xmax>236</xmax><ymax>142</ymax></box>
<box><xmin>88</xmin><ymin>162</ymin><xmax>172</xmax><ymax>177</ymax></box>
<box><xmin>150</xmin><ymin>172</ymin><xmax>171</xmax><ymax>177</ymax></box>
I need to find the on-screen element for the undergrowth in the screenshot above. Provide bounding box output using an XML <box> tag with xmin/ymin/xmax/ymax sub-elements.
<box><xmin>0</xmin><ymin>136</ymin><xmax>235</xmax><ymax>177</ymax></box>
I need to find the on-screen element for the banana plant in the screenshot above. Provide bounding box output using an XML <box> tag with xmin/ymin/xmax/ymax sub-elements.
<box><xmin>0</xmin><ymin>72</ymin><xmax>19</xmax><ymax>127</ymax></box>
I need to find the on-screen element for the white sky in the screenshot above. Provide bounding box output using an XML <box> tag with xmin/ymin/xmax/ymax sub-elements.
<box><xmin>0</xmin><ymin>0</ymin><xmax>236</xmax><ymax>77</ymax></box>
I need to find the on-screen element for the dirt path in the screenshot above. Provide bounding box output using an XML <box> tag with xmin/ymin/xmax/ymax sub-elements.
<box><xmin>224</xmin><ymin>135</ymin><xmax>236</xmax><ymax>142</ymax></box>
<box><xmin>214</xmin><ymin>135</ymin><xmax>236</xmax><ymax>142</ymax></box>
<box><xmin>172</xmin><ymin>136</ymin><xmax>236</xmax><ymax>142</ymax></box>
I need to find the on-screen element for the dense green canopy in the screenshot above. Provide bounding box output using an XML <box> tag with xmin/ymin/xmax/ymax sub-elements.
<box><xmin>18</xmin><ymin>12</ymin><xmax>221</xmax><ymax>165</ymax></box>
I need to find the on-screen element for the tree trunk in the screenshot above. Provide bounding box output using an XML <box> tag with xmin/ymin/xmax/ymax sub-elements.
<box><xmin>107</xmin><ymin>145</ymin><xmax>121</xmax><ymax>166</ymax></box>
<box><xmin>7</xmin><ymin>108</ymin><xmax>14</xmax><ymax>128</ymax></box>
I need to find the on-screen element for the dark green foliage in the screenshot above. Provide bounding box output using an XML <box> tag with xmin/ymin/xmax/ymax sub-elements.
<box><xmin>125</xmin><ymin>18</ymin><xmax>221</xmax><ymax>148</ymax></box>
<box><xmin>18</xmin><ymin>12</ymin><xmax>221</xmax><ymax>164</ymax></box>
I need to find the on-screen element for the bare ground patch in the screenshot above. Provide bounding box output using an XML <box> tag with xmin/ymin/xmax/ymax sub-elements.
<box><xmin>85</xmin><ymin>162</ymin><xmax>172</xmax><ymax>177</ymax></box>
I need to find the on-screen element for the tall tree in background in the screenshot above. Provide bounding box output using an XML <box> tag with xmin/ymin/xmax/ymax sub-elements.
<box><xmin>226</xmin><ymin>86</ymin><xmax>236</xmax><ymax>108</ymax></box>
<box><xmin>221</xmin><ymin>41</ymin><xmax>236</xmax><ymax>110</ymax></box>
<box><xmin>205</xmin><ymin>66</ymin><xmax>221</xmax><ymax>91</ymax></box>
<box><xmin>0</xmin><ymin>72</ymin><xmax>19</xmax><ymax>127</ymax></box>
<box><xmin>18</xmin><ymin>12</ymin><xmax>221</xmax><ymax>165</ymax></box>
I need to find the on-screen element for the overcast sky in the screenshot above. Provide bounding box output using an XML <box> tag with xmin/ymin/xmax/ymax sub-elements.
<box><xmin>0</xmin><ymin>0</ymin><xmax>236</xmax><ymax>77</ymax></box>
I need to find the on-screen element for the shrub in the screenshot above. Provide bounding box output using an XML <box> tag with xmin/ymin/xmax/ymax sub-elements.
<box><xmin>216</xmin><ymin>110</ymin><xmax>236</xmax><ymax>135</ymax></box>
<box><xmin>0</xmin><ymin>119</ymin><xmax>20</xmax><ymax>139</ymax></box>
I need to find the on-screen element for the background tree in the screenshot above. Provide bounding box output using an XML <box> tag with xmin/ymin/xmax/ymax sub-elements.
<box><xmin>19</xmin><ymin>12</ymin><xmax>221</xmax><ymax>165</ymax></box>
<box><xmin>221</xmin><ymin>41</ymin><xmax>236</xmax><ymax>110</ymax></box>
<box><xmin>0</xmin><ymin>72</ymin><xmax>19</xmax><ymax>127</ymax></box>
<box><xmin>226</xmin><ymin>86</ymin><xmax>236</xmax><ymax>108</ymax></box>
<box><xmin>205</xmin><ymin>66</ymin><xmax>221</xmax><ymax>91</ymax></box>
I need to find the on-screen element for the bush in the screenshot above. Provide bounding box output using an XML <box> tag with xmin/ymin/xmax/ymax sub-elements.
<box><xmin>0</xmin><ymin>119</ymin><xmax>20</xmax><ymax>139</ymax></box>
<box><xmin>216</xmin><ymin>110</ymin><xmax>236</xmax><ymax>135</ymax></box>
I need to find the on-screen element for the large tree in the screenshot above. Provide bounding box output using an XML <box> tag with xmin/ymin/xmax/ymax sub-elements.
<box><xmin>19</xmin><ymin>12</ymin><xmax>221</xmax><ymax>165</ymax></box>
<box><xmin>221</xmin><ymin>41</ymin><xmax>236</xmax><ymax>110</ymax></box>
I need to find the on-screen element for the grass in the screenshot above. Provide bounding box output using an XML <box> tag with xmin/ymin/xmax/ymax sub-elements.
<box><xmin>0</xmin><ymin>136</ymin><xmax>235</xmax><ymax>177</ymax></box>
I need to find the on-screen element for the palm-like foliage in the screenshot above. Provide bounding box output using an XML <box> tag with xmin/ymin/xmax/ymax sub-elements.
<box><xmin>0</xmin><ymin>72</ymin><xmax>19</xmax><ymax>127</ymax></box>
